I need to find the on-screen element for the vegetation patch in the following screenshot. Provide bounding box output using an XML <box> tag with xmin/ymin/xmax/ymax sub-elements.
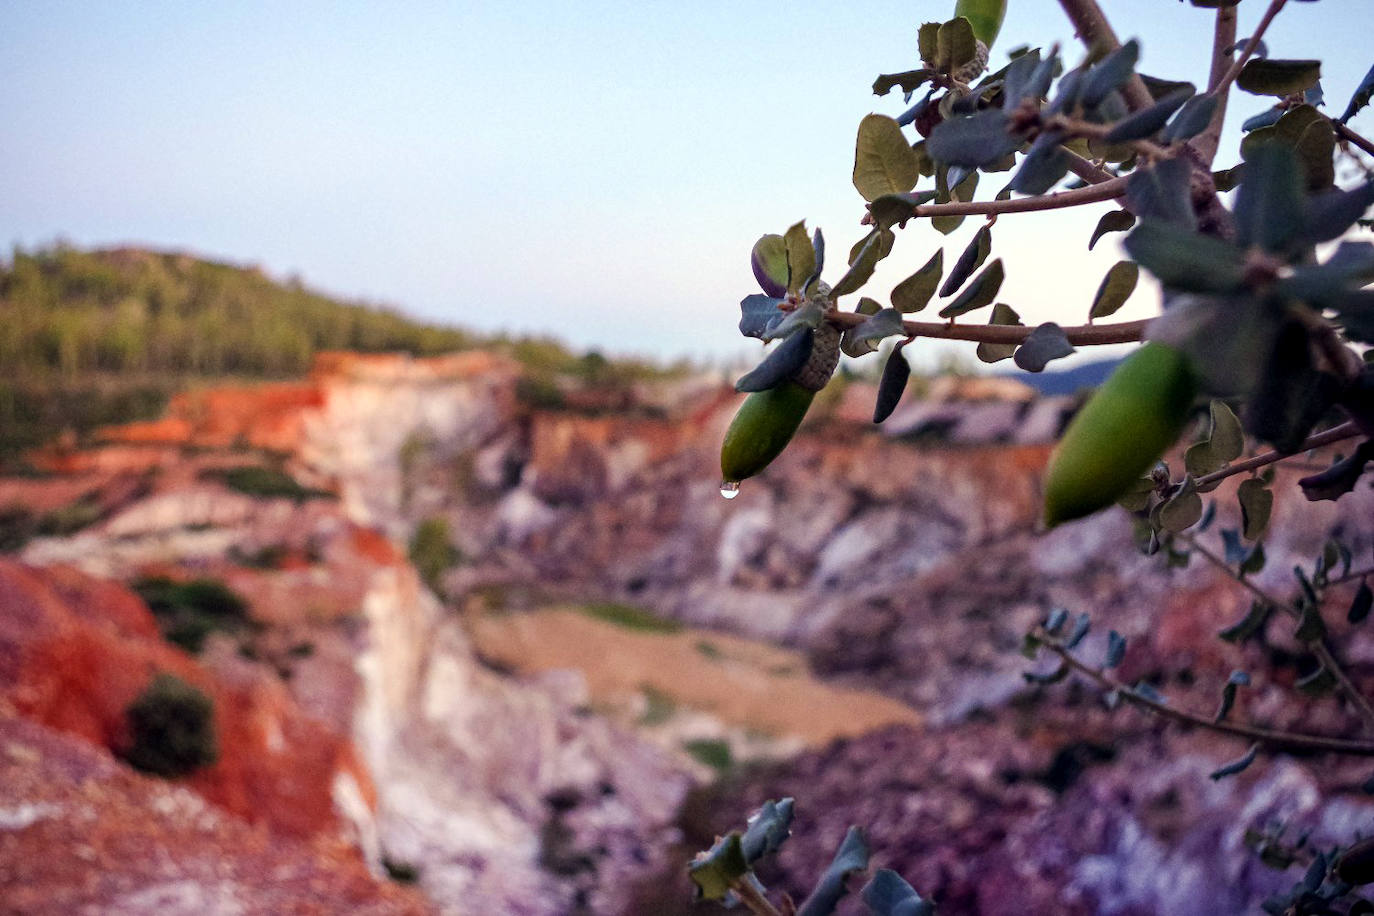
<box><xmin>131</xmin><ymin>575</ymin><xmax>254</xmax><ymax>653</ymax></box>
<box><xmin>203</xmin><ymin>465</ymin><xmax>332</xmax><ymax>501</ymax></box>
<box><xmin>578</xmin><ymin>601</ymin><xmax>682</xmax><ymax>634</ymax></box>
<box><xmin>409</xmin><ymin>516</ymin><xmax>461</xmax><ymax>596</ymax></box>
<box><xmin>120</xmin><ymin>672</ymin><xmax>219</xmax><ymax>777</ymax></box>
<box><xmin>683</xmin><ymin>738</ymin><xmax>734</xmax><ymax>772</ymax></box>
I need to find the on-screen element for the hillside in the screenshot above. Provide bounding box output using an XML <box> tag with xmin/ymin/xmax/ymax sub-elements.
<box><xmin>0</xmin><ymin>245</ymin><xmax>674</xmax><ymax>459</ymax></box>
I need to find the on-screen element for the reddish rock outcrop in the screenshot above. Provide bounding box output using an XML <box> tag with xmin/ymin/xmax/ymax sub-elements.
<box><xmin>0</xmin><ymin>559</ymin><xmax>371</xmax><ymax>843</ymax></box>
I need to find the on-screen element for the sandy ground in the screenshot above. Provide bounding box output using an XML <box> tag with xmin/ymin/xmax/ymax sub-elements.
<box><xmin>467</xmin><ymin>607</ymin><xmax>920</xmax><ymax>747</ymax></box>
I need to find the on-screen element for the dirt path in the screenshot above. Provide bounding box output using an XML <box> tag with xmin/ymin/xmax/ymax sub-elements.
<box><xmin>468</xmin><ymin>607</ymin><xmax>921</xmax><ymax>747</ymax></box>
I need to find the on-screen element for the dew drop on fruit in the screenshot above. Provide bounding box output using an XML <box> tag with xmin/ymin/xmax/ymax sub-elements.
<box><xmin>719</xmin><ymin>480</ymin><xmax>741</xmax><ymax>500</ymax></box>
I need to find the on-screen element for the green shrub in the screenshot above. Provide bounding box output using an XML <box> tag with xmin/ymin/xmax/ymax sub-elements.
<box><xmin>120</xmin><ymin>673</ymin><xmax>219</xmax><ymax>777</ymax></box>
<box><xmin>409</xmin><ymin>516</ymin><xmax>460</xmax><ymax>596</ymax></box>
<box><xmin>683</xmin><ymin>738</ymin><xmax>733</xmax><ymax>772</ymax></box>
<box><xmin>579</xmin><ymin>601</ymin><xmax>682</xmax><ymax>634</ymax></box>
<box><xmin>34</xmin><ymin>497</ymin><xmax>103</xmax><ymax>536</ymax></box>
<box><xmin>206</xmin><ymin>466</ymin><xmax>332</xmax><ymax>501</ymax></box>
<box><xmin>132</xmin><ymin>576</ymin><xmax>252</xmax><ymax>652</ymax></box>
<box><xmin>0</xmin><ymin>505</ymin><xmax>36</xmax><ymax>553</ymax></box>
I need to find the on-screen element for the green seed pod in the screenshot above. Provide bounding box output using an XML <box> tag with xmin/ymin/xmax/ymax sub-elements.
<box><xmin>720</xmin><ymin>381</ymin><xmax>816</xmax><ymax>484</ymax></box>
<box><xmin>1338</xmin><ymin>836</ymin><xmax>1374</xmax><ymax>886</ymax></box>
<box><xmin>1043</xmin><ymin>342</ymin><xmax>1197</xmax><ymax>528</ymax></box>
<box><xmin>954</xmin><ymin>0</ymin><xmax>1007</xmax><ymax>48</ymax></box>
<box><xmin>720</xmin><ymin>322</ymin><xmax>841</xmax><ymax>483</ymax></box>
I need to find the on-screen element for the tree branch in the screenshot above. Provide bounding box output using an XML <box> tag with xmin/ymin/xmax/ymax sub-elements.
<box><xmin>1182</xmin><ymin>532</ymin><xmax>1374</xmax><ymax>734</ymax></box>
<box><xmin>1333</xmin><ymin>120</ymin><xmax>1374</xmax><ymax>160</ymax></box>
<box><xmin>1192</xmin><ymin>421</ymin><xmax>1364</xmax><ymax>490</ymax></box>
<box><xmin>1035</xmin><ymin>629</ymin><xmax>1374</xmax><ymax>757</ymax></box>
<box><xmin>1191</xmin><ymin>4</ymin><xmax>1238</xmax><ymax>166</ymax></box>
<box><xmin>905</xmin><ymin>174</ymin><xmax>1129</xmax><ymax>220</ymax></box>
<box><xmin>1065</xmin><ymin>147</ymin><xmax>1119</xmax><ymax>185</ymax></box>
<box><xmin>1055</xmin><ymin>0</ymin><xmax>1154</xmax><ymax>111</ymax></box>
<box><xmin>829</xmin><ymin>313</ymin><xmax>1148</xmax><ymax>347</ymax></box>
<box><xmin>1327</xmin><ymin>566</ymin><xmax>1374</xmax><ymax>588</ymax></box>
<box><xmin>1211</xmin><ymin>0</ymin><xmax>1289</xmax><ymax>101</ymax></box>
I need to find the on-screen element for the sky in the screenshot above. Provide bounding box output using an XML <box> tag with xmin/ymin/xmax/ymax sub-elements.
<box><xmin>2</xmin><ymin>0</ymin><xmax>1371</xmax><ymax>368</ymax></box>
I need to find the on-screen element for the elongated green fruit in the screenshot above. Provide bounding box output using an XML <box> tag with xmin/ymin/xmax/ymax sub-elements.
<box><xmin>1043</xmin><ymin>342</ymin><xmax>1196</xmax><ymax>528</ymax></box>
<box><xmin>720</xmin><ymin>381</ymin><xmax>816</xmax><ymax>483</ymax></box>
<box><xmin>954</xmin><ymin>0</ymin><xmax>1007</xmax><ymax>48</ymax></box>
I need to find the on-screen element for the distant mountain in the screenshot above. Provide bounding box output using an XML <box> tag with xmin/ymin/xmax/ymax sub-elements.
<box><xmin>1005</xmin><ymin>355</ymin><xmax>1123</xmax><ymax>397</ymax></box>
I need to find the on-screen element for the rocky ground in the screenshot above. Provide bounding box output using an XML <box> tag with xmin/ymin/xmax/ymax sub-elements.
<box><xmin>3</xmin><ymin>351</ymin><xmax>1373</xmax><ymax>913</ymax></box>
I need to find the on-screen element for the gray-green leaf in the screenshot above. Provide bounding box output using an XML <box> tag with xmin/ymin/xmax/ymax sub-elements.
<box><xmin>891</xmin><ymin>249</ymin><xmax>944</xmax><ymax>313</ymax></box>
<box><xmin>1089</xmin><ymin>261</ymin><xmax>1139</xmax><ymax>319</ymax></box>
<box><xmin>939</xmin><ymin>258</ymin><xmax>1003</xmax><ymax>318</ymax></box>
<box><xmin>853</xmin><ymin>115</ymin><xmax>922</xmax><ymax>202</ymax></box>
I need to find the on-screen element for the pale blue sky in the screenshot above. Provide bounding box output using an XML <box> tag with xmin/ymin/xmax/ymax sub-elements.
<box><xmin>2</xmin><ymin>1</ymin><xmax>1371</xmax><ymax>365</ymax></box>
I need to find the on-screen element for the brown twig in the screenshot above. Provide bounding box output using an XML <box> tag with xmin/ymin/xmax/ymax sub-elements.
<box><xmin>1036</xmin><ymin>630</ymin><xmax>1374</xmax><ymax>757</ymax></box>
<box><xmin>1210</xmin><ymin>0</ymin><xmax>1289</xmax><ymax>100</ymax></box>
<box><xmin>1333</xmin><ymin>120</ymin><xmax>1374</xmax><ymax>160</ymax></box>
<box><xmin>1064</xmin><ymin>147</ymin><xmax>1119</xmax><ymax>185</ymax></box>
<box><xmin>1192</xmin><ymin>4</ymin><xmax>1238</xmax><ymax>166</ymax></box>
<box><xmin>1182</xmin><ymin>533</ymin><xmax>1374</xmax><ymax>734</ymax></box>
<box><xmin>828</xmin><ymin>313</ymin><xmax>1148</xmax><ymax>347</ymax></box>
<box><xmin>1327</xmin><ymin>566</ymin><xmax>1374</xmax><ymax>588</ymax></box>
<box><xmin>1192</xmin><ymin>421</ymin><xmax>1364</xmax><ymax>490</ymax></box>
<box><xmin>1055</xmin><ymin>0</ymin><xmax>1154</xmax><ymax>112</ymax></box>
<box><xmin>905</xmin><ymin>175</ymin><xmax>1129</xmax><ymax>220</ymax></box>
<box><xmin>732</xmin><ymin>879</ymin><xmax>783</xmax><ymax>916</ymax></box>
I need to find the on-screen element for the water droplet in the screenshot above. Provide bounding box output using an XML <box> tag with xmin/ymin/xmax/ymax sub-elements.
<box><xmin>719</xmin><ymin>480</ymin><xmax>741</xmax><ymax>500</ymax></box>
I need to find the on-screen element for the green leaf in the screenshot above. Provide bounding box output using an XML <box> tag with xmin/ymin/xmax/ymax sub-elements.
<box><xmin>1122</xmin><ymin>220</ymin><xmax>1246</xmax><ymax>292</ymax></box>
<box><xmin>940</xmin><ymin>225</ymin><xmax>992</xmax><ymax>298</ymax></box>
<box><xmin>1240</xmin><ymin>540</ymin><xmax>1267</xmax><ymax>576</ymax></box>
<box><xmin>891</xmin><ymin>249</ymin><xmax>944</xmax><ymax>313</ymax></box>
<box><xmin>688</xmin><ymin>832</ymin><xmax>749</xmax><ymax>901</ymax></box>
<box><xmin>918</xmin><ymin>23</ymin><xmax>941</xmax><ymax>69</ymax></box>
<box><xmin>1089</xmin><ymin>210</ymin><xmax>1135</xmax><ymax>251</ymax></box>
<box><xmin>1125</xmin><ymin>158</ymin><xmax>1196</xmax><ymax>228</ymax></box>
<box><xmin>976</xmin><ymin>303</ymin><xmax>1023</xmax><ymax>363</ymax></box>
<box><xmin>1237</xmin><ymin>58</ymin><xmax>1321</xmax><ymax>97</ymax></box>
<box><xmin>783</xmin><ymin>222</ymin><xmax>815</xmax><ymax>297</ymax></box>
<box><xmin>1349</xmin><ymin>581</ymin><xmax>1373</xmax><ymax>625</ymax></box>
<box><xmin>1241</xmin><ymin>104</ymin><xmax>1336</xmax><ymax>192</ymax></box>
<box><xmin>874</xmin><ymin>344</ymin><xmax>912</xmax><ymax>423</ymax></box>
<box><xmin>841</xmin><ymin>296</ymin><xmax>884</xmax><ymax>357</ymax></box>
<box><xmin>862</xmin><ymin>870</ymin><xmax>934</xmax><ymax>916</ymax></box>
<box><xmin>738</xmin><ymin>294</ymin><xmax>786</xmax><ymax>340</ymax></box>
<box><xmin>852</xmin><ymin>114</ymin><xmax>922</xmax><ymax>203</ymax></box>
<box><xmin>736</xmin><ymin>326</ymin><xmax>815</xmax><ymax>392</ymax></box>
<box><xmin>1340</xmin><ymin>63</ymin><xmax>1374</xmax><ymax>123</ymax></box>
<box><xmin>1089</xmin><ymin>261</ymin><xmax>1139</xmax><ymax>320</ymax></box>
<box><xmin>1082</xmin><ymin>39</ymin><xmax>1139</xmax><ymax>107</ymax></box>
<box><xmin>751</xmin><ymin>235</ymin><xmax>789</xmax><ymax>298</ymax></box>
<box><xmin>1219</xmin><ymin>600</ymin><xmax>1272</xmax><ymax>642</ymax></box>
<box><xmin>1296</xmin><ymin>665</ymin><xmax>1337</xmax><ymax>696</ymax></box>
<box><xmin>796</xmin><ymin>826</ymin><xmax>870</xmax><ymax>916</ymax></box>
<box><xmin>1105</xmin><ymin>631</ymin><xmax>1127</xmax><ymax>668</ymax></box>
<box><xmin>1299</xmin><ymin>441</ymin><xmax>1374</xmax><ymax>502</ymax></box>
<box><xmin>1302</xmin><ymin>179</ymin><xmax>1374</xmax><ymax>245</ymax></box>
<box><xmin>1209</xmin><ymin>743</ymin><xmax>1259</xmax><ymax>780</ymax></box>
<box><xmin>1162</xmin><ymin>93</ymin><xmax>1219</xmax><ymax>143</ymax></box>
<box><xmin>1103</xmin><ymin>88</ymin><xmax>1193</xmax><ymax>144</ymax></box>
<box><xmin>846</xmin><ymin>308</ymin><xmax>905</xmax><ymax>350</ymax></box>
<box><xmin>873</xmin><ymin>69</ymin><xmax>936</xmax><ymax>96</ymax></box>
<box><xmin>1116</xmin><ymin>474</ymin><xmax>1155</xmax><ymax>512</ymax></box>
<box><xmin>1238</xmin><ymin>477</ymin><xmax>1273</xmax><ymax>541</ymax></box>
<box><xmin>741</xmin><ymin>799</ymin><xmax>795</xmax><ymax>865</ymax></box>
<box><xmin>939</xmin><ymin>258</ymin><xmax>1003</xmax><ymax>317</ymax></box>
<box><xmin>936</xmin><ymin>16</ymin><xmax>978</xmax><ymax>73</ymax></box>
<box><xmin>1010</xmin><ymin>131</ymin><xmax>1071</xmax><ymax>195</ymax></box>
<box><xmin>1186</xmin><ymin>400</ymin><xmax>1244</xmax><ymax>476</ymax></box>
<box><xmin>832</xmin><ymin>231</ymin><xmax>883</xmax><ymax>297</ymax></box>
<box><xmin>932</xmin><ymin>168</ymin><xmax>979</xmax><ymax>235</ymax></box>
<box><xmin>1294</xmin><ymin>600</ymin><xmax>1326</xmax><ymax>643</ymax></box>
<box><xmin>869</xmin><ymin>191</ymin><xmax>935</xmax><ymax>230</ymax></box>
<box><xmin>1236</xmin><ymin>142</ymin><xmax>1311</xmax><ymax>257</ymax></box>
<box><xmin>1013</xmin><ymin>321</ymin><xmax>1075</xmax><ymax>372</ymax></box>
<box><xmin>926</xmin><ymin>110</ymin><xmax>1022</xmax><ymax>169</ymax></box>
<box><xmin>848</xmin><ymin>228</ymin><xmax>894</xmax><ymax>267</ymax></box>
<box><xmin>1160</xmin><ymin>477</ymin><xmax>1203</xmax><ymax>533</ymax></box>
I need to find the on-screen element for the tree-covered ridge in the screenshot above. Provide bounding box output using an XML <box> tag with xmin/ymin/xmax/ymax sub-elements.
<box><xmin>0</xmin><ymin>245</ymin><xmax>474</xmax><ymax>378</ymax></box>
